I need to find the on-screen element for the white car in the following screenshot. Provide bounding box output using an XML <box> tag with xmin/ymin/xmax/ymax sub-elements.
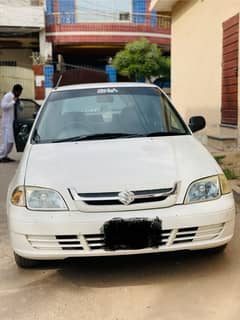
<box><xmin>7</xmin><ymin>83</ymin><xmax>235</xmax><ymax>268</ymax></box>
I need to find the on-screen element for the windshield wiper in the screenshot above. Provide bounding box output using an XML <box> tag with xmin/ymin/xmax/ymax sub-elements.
<box><xmin>52</xmin><ymin>133</ymin><xmax>145</xmax><ymax>143</ymax></box>
<box><xmin>146</xmin><ymin>131</ymin><xmax>187</xmax><ymax>137</ymax></box>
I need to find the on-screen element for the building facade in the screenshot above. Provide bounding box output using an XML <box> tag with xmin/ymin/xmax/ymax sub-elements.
<box><xmin>0</xmin><ymin>0</ymin><xmax>45</xmax><ymax>99</ymax></box>
<box><xmin>151</xmin><ymin>0</ymin><xmax>240</xmax><ymax>149</ymax></box>
<box><xmin>45</xmin><ymin>0</ymin><xmax>171</xmax><ymax>72</ymax></box>
<box><xmin>0</xmin><ymin>1</ymin><xmax>171</xmax><ymax>102</ymax></box>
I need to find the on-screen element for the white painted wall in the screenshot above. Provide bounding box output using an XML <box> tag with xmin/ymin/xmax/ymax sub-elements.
<box><xmin>0</xmin><ymin>67</ymin><xmax>34</xmax><ymax>99</ymax></box>
<box><xmin>0</xmin><ymin>0</ymin><xmax>43</xmax><ymax>6</ymax></box>
<box><xmin>0</xmin><ymin>3</ymin><xmax>44</xmax><ymax>28</ymax></box>
<box><xmin>0</xmin><ymin>0</ymin><xmax>31</xmax><ymax>5</ymax></box>
<box><xmin>0</xmin><ymin>49</ymin><xmax>32</xmax><ymax>67</ymax></box>
<box><xmin>0</xmin><ymin>1</ymin><xmax>45</xmax><ymax>106</ymax></box>
<box><xmin>0</xmin><ymin>49</ymin><xmax>34</xmax><ymax>99</ymax></box>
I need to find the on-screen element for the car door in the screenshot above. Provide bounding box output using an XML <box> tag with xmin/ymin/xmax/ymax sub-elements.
<box><xmin>13</xmin><ymin>99</ymin><xmax>40</xmax><ymax>152</ymax></box>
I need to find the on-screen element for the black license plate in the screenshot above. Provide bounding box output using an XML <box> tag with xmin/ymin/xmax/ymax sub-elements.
<box><xmin>103</xmin><ymin>217</ymin><xmax>162</xmax><ymax>250</ymax></box>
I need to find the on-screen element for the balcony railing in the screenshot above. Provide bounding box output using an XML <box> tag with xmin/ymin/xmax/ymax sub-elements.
<box><xmin>46</xmin><ymin>11</ymin><xmax>171</xmax><ymax>30</ymax></box>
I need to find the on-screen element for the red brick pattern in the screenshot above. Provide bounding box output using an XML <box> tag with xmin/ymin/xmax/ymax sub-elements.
<box><xmin>32</xmin><ymin>65</ymin><xmax>44</xmax><ymax>75</ymax></box>
<box><xmin>221</xmin><ymin>14</ymin><xmax>239</xmax><ymax>125</ymax></box>
<box><xmin>35</xmin><ymin>87</ymin><xmax>45</xmax><ymax>100</ymax></box>
<box><xmin>53</xmin><ymin>0</ymin><xmax>59</xmax><ymax>12</ymax></box>
<box><xmin>46</xmin><ymin>22</ymin><xmax>170</xmax><ymax>34</ymax></box>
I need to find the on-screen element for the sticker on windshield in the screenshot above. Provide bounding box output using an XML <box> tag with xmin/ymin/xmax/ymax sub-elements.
<box><xmin>97</xmin><ymin>88</ymin><xmax>118</xmax><ymax>94</ymax></box>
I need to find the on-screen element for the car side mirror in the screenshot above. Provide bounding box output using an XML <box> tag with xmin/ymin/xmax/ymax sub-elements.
<box><xmin>188</xmin><ymin>116</ymin><xmax>206</xmax><ymax>133</ymax></box>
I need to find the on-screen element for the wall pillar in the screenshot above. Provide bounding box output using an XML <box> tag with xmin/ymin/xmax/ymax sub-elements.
<box><xmin>39</xmin><ymin>29</ymin><xmax>53</xmax><ymax>63</ymax></box>
<box><xmin>32</xmin><ymin>64</ymin><xmax>45</xmax><ymax>101</ymax></box>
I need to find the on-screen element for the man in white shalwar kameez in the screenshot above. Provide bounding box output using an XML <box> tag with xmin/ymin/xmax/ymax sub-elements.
<box><xmin>0</xmin><ymin>84</ymin><xmax>23</xmax><ymax>162</ymax></box>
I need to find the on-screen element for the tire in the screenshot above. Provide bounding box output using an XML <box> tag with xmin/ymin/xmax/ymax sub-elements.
<box><xmin>14</xmin><ymin>252</ymin><xmax>39</xmax><ymax>268</ymax></box>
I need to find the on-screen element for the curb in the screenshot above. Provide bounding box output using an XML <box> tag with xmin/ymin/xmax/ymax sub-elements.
<box><xmin>230</xmin><ymin>180</ymin><xmax>240</xmax><ymax>203</ymax></box>
<box><xmin>233</xmin><ymin>188</ymin><xmax>240</xmax><ymax>204</ymax></box>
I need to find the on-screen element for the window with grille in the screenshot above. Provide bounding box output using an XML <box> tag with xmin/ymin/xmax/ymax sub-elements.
<box><xmin>75</xmin><ymin>0</ymin><xmax>131</xmax><ymax>22</ymax></box>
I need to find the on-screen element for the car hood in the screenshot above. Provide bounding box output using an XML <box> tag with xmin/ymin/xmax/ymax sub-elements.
<box><xmin>25</xmin><ymin>136</ymin><xmax>220</xmax><ymax>197</ymax></box>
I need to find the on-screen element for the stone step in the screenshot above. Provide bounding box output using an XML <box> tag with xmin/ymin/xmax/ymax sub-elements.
<box><xmin>207</xmin><ymin>134</ymin><xmax>238</xmax><ymax>151</ymax></box>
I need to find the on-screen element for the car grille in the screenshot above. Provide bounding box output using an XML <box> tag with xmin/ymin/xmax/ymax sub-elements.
<box><xmin>68</xmin><ymin>184</ymin><xmax>179</xmax><ymax>212</ymax></box>
<box><xmin>55</xmin><ymin>235</ymin><xmax>83</xmax><ymax>250</ymax></box>
<box><xmin>76</xmin><ymin>188</ymin><xmax>172</xmax><ymax>206</ymax></box>
<box><xmin>26</xmin><ymin>223</ymin><xmax>224</xmax><ymax>251</ymax></box>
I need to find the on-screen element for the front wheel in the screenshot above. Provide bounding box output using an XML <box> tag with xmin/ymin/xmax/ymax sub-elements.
<box><xmin>14</xmin><ymin>252</ymin><xmax>39</xmax><ymax>268</ymax></box>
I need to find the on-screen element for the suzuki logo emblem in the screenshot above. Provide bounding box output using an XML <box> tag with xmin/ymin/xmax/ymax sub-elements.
<box><xmin>118</xmin><ymin>190</ymin><xmax>135</xmax><ymax>205</ymax></box>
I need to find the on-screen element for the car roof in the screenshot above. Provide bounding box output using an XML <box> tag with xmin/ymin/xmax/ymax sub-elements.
<box><xmin>53</xmin><ymin>82</ymin><xmax>159</xmax><ymax>92</ymax></box>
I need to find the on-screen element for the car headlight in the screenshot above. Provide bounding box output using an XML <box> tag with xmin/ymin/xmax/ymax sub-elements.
<box><xmin>185</xmin><ymin>175</ymin><xmax>231</xmax><ymax>204</ymax></box>
<box><xmin>11</xmin><ymin>186</ymin><xmax>68</xmax><ymax>211</ymax></box>
<box><xmin>219</xmin><ymin>174</ymin><xmax>231</xmax><ymax>195</ymax></box>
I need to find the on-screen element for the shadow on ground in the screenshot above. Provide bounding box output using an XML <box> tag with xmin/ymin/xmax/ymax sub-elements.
<box><xmin>28</xmin><ymin>248</ymin><xmax>232</xmax><ymax>289</ymax></box>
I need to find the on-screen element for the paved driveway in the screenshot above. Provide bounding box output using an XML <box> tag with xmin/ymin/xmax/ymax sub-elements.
<box><xmin>0</xmin><ymin>150</ymin><xmax>240</xmax><ymax>320</ymax></box>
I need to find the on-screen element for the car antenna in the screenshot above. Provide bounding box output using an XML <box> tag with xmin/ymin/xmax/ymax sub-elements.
<box><xmin>55</xmin><ymin>74</ymin><xmax>63</xmax><ymax>89</ymax></box>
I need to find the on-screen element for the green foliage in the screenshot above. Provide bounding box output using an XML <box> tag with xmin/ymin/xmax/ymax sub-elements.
<box><xmin>113</xmin><ymin>38</ymin><xmax>170</xmax><ymax>81</ymax></box>
<box><xmin>223</xmin><ymin>168</ymin><xmax>238</xmax><ymax>180</ymax></box>
<box><xmin>214</xmin><ymin>155</ymin><xmax>226</xmax><ymax>164</ymax></box>
<box><xmin>214</xmin><ymin>155</ymin><xmax>238</xmax><ymax>179</ymax></box>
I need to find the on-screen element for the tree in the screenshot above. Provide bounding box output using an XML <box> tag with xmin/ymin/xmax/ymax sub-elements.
<box><xmin>113</xmin><ymin>38</ymin><xmax>170</xmax><ymax>83</ymax></box>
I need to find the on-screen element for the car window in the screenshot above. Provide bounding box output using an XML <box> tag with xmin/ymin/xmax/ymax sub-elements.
<box><xmin>15</xmin><ymin>99</ymin><xmax>39</xmax><ymax>121</ymax></box>
<box><xmin>33</xmin><ymin>87</ymin><xmax>189</xmax><ymax>143</ymax></box>
<box><xmin>161</xmin><ymin>96</ymin><xmax>186</xmax><ymax>133</ymax></box>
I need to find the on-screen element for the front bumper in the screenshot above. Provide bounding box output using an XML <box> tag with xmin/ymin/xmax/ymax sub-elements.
<box><xmin>7</xmin><ymin>194</ymin><xmax>235</xmax><ymax>260</ymax></box>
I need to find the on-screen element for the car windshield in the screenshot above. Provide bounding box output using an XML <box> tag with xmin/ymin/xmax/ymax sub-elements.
<box><xmin>32</xmin><ymin>86</ymin><xmax>189</xmax><ymax>143</ymax></box>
